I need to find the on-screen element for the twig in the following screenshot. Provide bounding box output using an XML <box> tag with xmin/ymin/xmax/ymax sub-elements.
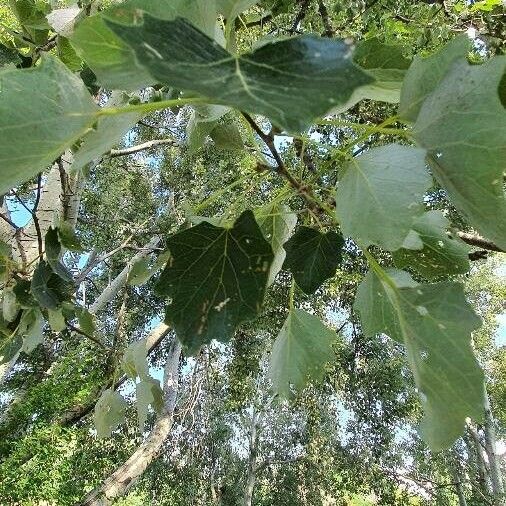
<box><xmin>0</xmin><ymin>212</ymin><xmax>19</xmax><ymax>230</ymax></box>
<box><xmin>33</xmin><ymin>174</ymin><xmax>43</xmax><ymax>258</ymax></box>
<box><xmin>242</xmin><ymin>113</ymin><xmax>326</xmax><ymax>215</ymax></box>
<box><xmin>75</xmin><ymin>234</ymin><xmax>138</xmax><ymax>284</ymax></box>
<box><xmin>67</xmin><ymin>322</ymin><xmax>108</xmax><ymax>350</ymax></box>
<box><xmin>457</xmin><ymin>232</ymin><xmax>504</xmax><ymax>253</ymax></box>
<box><xmin>317</xmin><ymin>0</ymin><xmax>334</xmax><ymax>36</ymax></box>
<box><xmin>109</xmin><ymin>138</ymin><xmax>177</xmax><ymax>157</ymax></box>
<box><xmin>290</xmin><ymin>0</ymin><xmax>311</xmax><ymax>34</ymax></box>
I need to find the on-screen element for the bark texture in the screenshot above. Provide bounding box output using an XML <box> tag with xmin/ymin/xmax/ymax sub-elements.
<box><xmin>78</xmin><ymin>338</ymin><xmax>182</xmax><ymax>506</ymax></box>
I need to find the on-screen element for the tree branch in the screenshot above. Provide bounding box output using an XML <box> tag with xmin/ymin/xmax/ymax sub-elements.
<box><xmin>79</xmin><ymin>337</ymin><xmax>182</xmax><ymax>505</ymax></box>
<box><xmin>290</xmin><ymin>0</ymin><xmax>311</xmax><ymax>34</ymax></box>
<box><xmin>60</xmin><ymin>323</ymin><xmax>171</xmax><ymax>427</ymax></box>
<box><xmin>457</xmin><ymin>232</ymin><xmax>504</xmax><ymax>253</ymax></box>
<box><xmin>109</xmin><ymin>139</ymin><xmax>177</xmax><ymax>157</ymax></box>
<box><xmin>242</xmin><ymin>113</ymin><xmax>325</xmax><ymax>215</ymax></box>
<box><xmin>317</xmin><ymin>0</ymin><xmax>334</xmax><ymax>37</ymax></box>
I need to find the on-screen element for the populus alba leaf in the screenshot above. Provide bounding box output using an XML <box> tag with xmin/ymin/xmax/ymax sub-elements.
<box><xmin>45</xmin><ymin>227</ymin><xmax>73</xmax><ymax>282</ymax></box>
<box><xmin>399</xmin><ymin>35</ymin><xmax>471</xmax><ymax>123</ymax></box>
<box><xmin>334</xmin><ymin>37</ymin><xmax>411</xmax><ymax>112</ymax></box>
<box><xmin>393</xmin><ymin>211</ymin><xmax>470</xmax><ymax>279</ymax></box>
<box><xmin>122</xmin><ymin>338</ymin><xmax>149</xmax><ymax>380</ymax></box>
<box><xmin>31</xmin><ymin>261</ymin><xmax>72</xmax><ymax>310</ymax></box>
<box><xmin>70</xmin><ymin>0</ymin><xmax>218</xmax><ymax>91</ymax></box>
<box><xmin>269</xmin><ymin>309</ymin><xmax>336</xmax><ymax>398</ymax></box>
<box><xmin>106</xmin><ymin>15</ymin><xmax>372</xmax><ymax>131</ymax></box>
<box><xmin>93</xmin><ymin>389</ymin><xmax>127</xmax><ymax>438</ymax></box>
<box><xmin>355</xmin><ymin>268</ymin><xmax>484</xmax><ymax>450</ymax></box>
<box><xmin>283</xmin><ymin>227</ymin><xmax>344</xmax><ymax>294</ymax></box>
<box><xmin>256</xmin><ymin>203</ymin><xmax>297</xmax><ymax>286</ymax></box>
<box><xmin>136</xmin><ymin>377</ymin><xmax>164</xmax><ymax>432</ymax></box>
<box><xmin>335</xmin><ymin>144</ymin><xmax>430</xmax><ymax>251</ymax></box>
<box><xmin>0</xmin><ymin>55</ymin><xmax>98</xmax><ymax>195</ymax></box>
<box><xmin>72</xmin><ymin>91</ymin><xmax>142</xmax><ymax>173</ymax></box>
<box><xmin>413</xmin><ymin>56</ymin><xmax>506</xmax><ymax>250</ymax></box>
<box><xmin>19</xmin><ymin>308</ymin><xmax>44</xmax><ymax>354</ymax></box>
<box><xmin>156</xmin><ymin>210</ymin><xmax>274</xmax><ymax>354</ymax></box>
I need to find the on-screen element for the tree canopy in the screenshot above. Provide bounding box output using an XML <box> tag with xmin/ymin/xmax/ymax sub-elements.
<box><xmin>0</xmin><ymin>0</ymin><xmax>505</xmax><ymax>505</ymax></box>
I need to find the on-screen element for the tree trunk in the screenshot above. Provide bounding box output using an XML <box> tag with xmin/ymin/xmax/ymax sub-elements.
<box><xmin>60</xmin><ymin>322</ymin><xmax>170</xmax><ymax>426</ymax></box>
<box><xmin>88</xmin><ymin>235</ymin><xmax>160</xmax><ymax>315</ymax></box>
<box><xmin>483</xmin><ymin>392</ymin><xmax>506</xmax><ymax>506</ymax></box>
<box><xmin>451</xmin><ymin>454</ymin><xmax>469</xmax><ymax>506</ymax></box>
<box><xmin>78</xmin><ymin>338</ymin><xmax>182</xmax><ymax>506</ymax></box>
<box><xmin>243</xmin><ymin>407</ymin><xmax>259</xmax><ymax>506</ymax></box>
<box><xmin>466</xmin><ymin>423</ymin><xmax>491</xmax><ymax>496</ymax></box>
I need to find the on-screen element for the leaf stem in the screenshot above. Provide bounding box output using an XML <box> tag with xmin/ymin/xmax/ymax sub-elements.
<box><xmin>97</xmin><ymin>97</ymin><xmax>210</xmax><ymax>117</ymax></box>
<box><xmin>318</xmin><ymin>118</ymin><xmax>411</xmax><ymax>137</ymax></box>
<box><xmin>289</xmin><ymin>277</ymin><xmax>295</xmax><ymax>310</ymax></box>
<box><xmin>361</xmin><ymin>248</ymin><xmax>397</xmax><ymax>291</ymax></box>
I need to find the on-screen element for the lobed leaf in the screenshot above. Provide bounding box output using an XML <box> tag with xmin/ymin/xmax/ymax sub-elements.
<box><xmin>106</xmin><ymin>15</ymin><xmax>372</xmax><ymax>131</ymax></box>
<box><xmin>156</xmin><ymin>210</ymin><xmax>273</xmax><ymax>354</ymax></box>
<box><xmin>335</xmin><ymin>144</ymin><xmax>430</xmax><ymax>251</ymax></box>
<box><xmin>0</xmin><ymin>55</ymin><xmax>98</xmax><ymax>195</ymax></box>
<box><xmin>268</xmin><ymin>309</ymin><xmax>336</xmax><ymax>398</ymax></box>
<box><xmin>355</xmin><ymin>268</ymin><xmax>485</xmax><ymax>450</ymax></box>
<box><xmin>283</xmin><ymin>227</ymin><xmax>344</xmax><ymax>294</ymax></box>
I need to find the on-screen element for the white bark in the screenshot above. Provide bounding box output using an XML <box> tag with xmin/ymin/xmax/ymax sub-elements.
<box><xmin>467</xmin><ymin>423</ymin><xmax>492</xmax><ymax>496</ymax></box>
<box><xmin>79</xmin><ymin>338</ymin><xmax>182</xmax><ymax>506</ymax></box>
<box><xmin>243</xmin><ymin>406</ymin><xmax>260</xmax><ymax>506</ymax></box>
<box><xmin>483</xmin><ymin>392</ymin><xmax>506</xmax><ymax>506</ymax></box>
<box><xmin>88</xmin><ymin>236</ymin><xmax>160</xmax><ymax>315</ymax></box>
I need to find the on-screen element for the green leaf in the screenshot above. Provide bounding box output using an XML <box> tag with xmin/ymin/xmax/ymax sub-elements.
<box><xmin>0</xmin><ymin>241</ymin><xmax>12</xmax><ymax>284</ymax></box>
<box><xmin>355</xmin><ymin>269</ymin><xmax>484</xmax><ymax>450</ymax></box>
<box><xmin>72</xmin><ymin>91</ymin><xmax>142</xmax><ymax>173</ymax></box>
<box><xmin>57</xmin><ymin>36</ymin><xmax>82</xmax><ymax>72</ymax></box>
<box><xmin>187</xmin><ymin>105</ymin><xmax>230</xmax><ymax>153</ymax></box>
<box><xmin>57</xmin><ymin>221</ymin><xmax>83</xmax><ymax>252</ymax></box>
<box><xmin>209</xmin><ymin>121</ymin><xmax>244</xmax><ymax>150</ymax></box>
<box><xmin>393</xmin><ymin>211</ymin><xmax>470</xmax><ymax>279</ymax></box>
<box><xmin>334</xmin><ymin>37</ymin><xmax>411</xmax><ymax>112</ymax></box>
<box><xmin>413</xmin><ymin>56</ymin><xmax>506</xmax><ymax>251</ymax></box>
<box><xmin>93</xmin><ymin>389</ymin><xmax>127</xmax><ymax>438</ymax></box>
<box><xmin>127</xmin><ymin>258</ymin><xmax>152</xmax><ymax>287</ymax></box>
<box><xmin>2</xmin><ymin>287</ymin><xmax>19</xmax><ymax>323</ymax></box>
<box><xmin>217</xmin><ymin>0</ymin><xmax>259</xmax><ymax>39</ymax></box>
<box><xmin>335</xmin><ymin>144</ymin><xmax>430</xmax><ymax>251</ymax></box>
<box><xmin>256</xmin><ymin>203</ymin><xmax>297</xmax><ymax>286</ymax></box>
<box><xmin>156</xmin><ymin>210</ymin><xmax>273</xmax><ymax>354</ymax></box>
<box><xmin>19</xmin><ymin>307</ymin><xmax>44</xmax><ymax>354</ymax></box>
<box><xmin>106</xmin><ymin>15</ymin><xmax>372</xmax><ymax>132</ymax></box>
<box><xmin>0</xmin><ymin>55</ymin><xmax>98</xmax><ymax>195</ymax></box>
<box><xmin>283</xmin><ymin>227</ymin><xmax>344</xmax><ymax>294</ymax></box>
<box><xmin>9</xmin><ymin>0</ymin><xmax>50</xmax><ymax>44</ymax></box>
<box><xmin>45</xmin><ymin>227</ymin><xmax>73</xmax><ymax>282</ymax></box>
<box><xmin>0</xmin><ymin>333</ymin><xmax>22</xmax><ymax>365</ymax></box>
<box><xmin>31</xmin><ymin>260</ymin><xmax>71</xmax><ymax>310</ymax></box>
<box><xmin>77</xmin><ymin>307</ymin><xmax>96</xmax><ymax>337</ymax></box>
<box><xmin>136</xmin><ymin>377</ymin><xmax>164</xmax><ymax>432</ymax></box>
<box><xmin>47</xmin><ymin>307</ymin><xmax>66</xmax><ymax>333</ymax></box>
<box><xmin>70</xmin><ymin>0</ymin><xmax>218</xmax><ymax>91</ymax></box>
<box><xmin>122</xmin><ymin>338</ymin><xmax>149</xmax><ymax>380</ymax></box>
<box><xmin>268</xmin><ymin>309</ymin><xmax>336</xmax><ymax>398</ymax></box>
<box><xmin>0</xmin><ymin>43</ymin><xmax>21</xmax><ymax>68</ymax></box>
<box><xmin>399</xmin><ymin>35</ymin><xmax>471</xmax><ymax>123</ymax></box>
<box><xmin>46</xmin><ymin>6</ymin><xmax>81</xmax><ymax>37</ymax></box>
<box><xmin>217</xmin><ymin>0</ymin><xmax>259</xmax><ymax>21</ymax></box>
<box><xmin>13</xmin><ymin>279</ymin><xmax>37</xmax><ymax>308</ymax></box>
